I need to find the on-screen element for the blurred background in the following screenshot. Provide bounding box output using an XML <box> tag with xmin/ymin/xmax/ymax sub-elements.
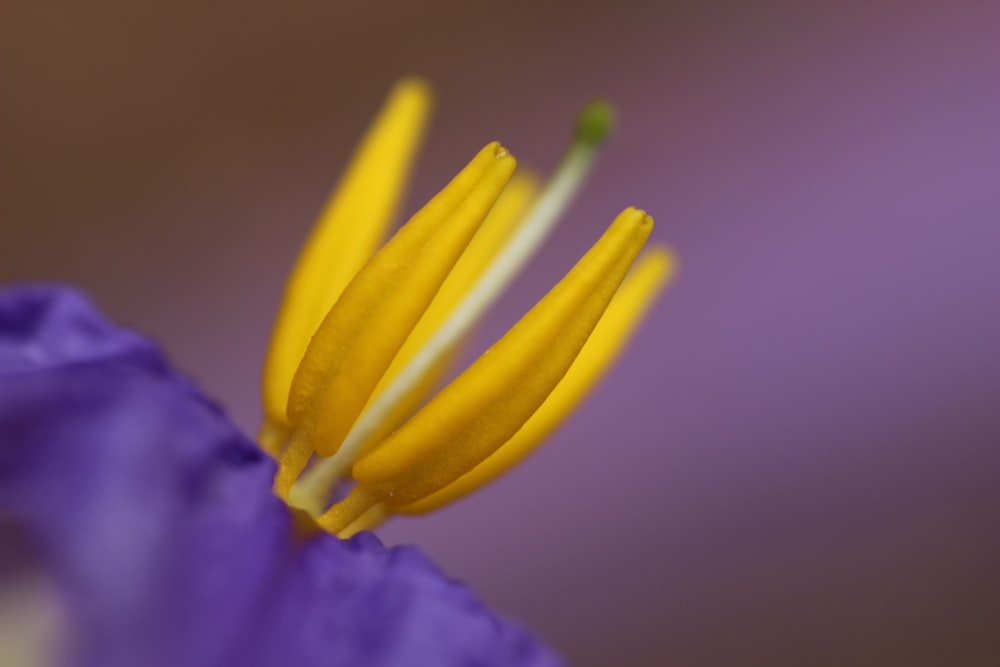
<box><xmin>3</xmin><ymin>0</ymin><xmax>999</xmax><ymax>665</ymax></box>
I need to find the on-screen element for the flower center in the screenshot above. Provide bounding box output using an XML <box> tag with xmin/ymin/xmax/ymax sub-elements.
<box><xmin>257</xmin><ymin>80</ymin><xmax>674</xmax><ymax>536</ymax></box>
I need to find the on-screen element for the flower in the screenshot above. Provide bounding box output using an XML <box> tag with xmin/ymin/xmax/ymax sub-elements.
<box><xmin>0</xmin><ymin>79</ymin><xmax>675</xmax><ymax>666</ymax></box>
<box><xmin>0</xmin><ymin>286</ymin><xmax>562</xmax><ymax>666</ymax></box>
<box><xmin>259</xmin><ymin>79</ymin><xmax>676</xmax><ymax>535</ymax></box>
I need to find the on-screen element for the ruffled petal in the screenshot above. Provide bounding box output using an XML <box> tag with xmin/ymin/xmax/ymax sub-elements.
<box><xmin>0</xmin><ymin>285</ymin><xmax>563</xmax><ymax>667</ymax></box>
<box><xmin>0</xmin><ymin>285</ymin><xmax>291</xmax><ymax>667</ymax></box>
<box><xmin>244</xmin><ymin>532</ymin><xmax>562</xmax><ymax>667</ymax></box>
<box><xmin>0</xmin><ymin>284</ymin><xmax>160</xmax><ymax>375</ymax></box>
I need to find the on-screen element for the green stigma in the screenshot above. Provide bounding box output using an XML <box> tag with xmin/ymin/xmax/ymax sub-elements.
<box><xmin>575</xmin><ymin>99</ymin><xmax>615</xmax><ymax>147</ymax></box>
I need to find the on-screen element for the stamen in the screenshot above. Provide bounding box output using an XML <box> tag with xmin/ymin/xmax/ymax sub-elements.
<box><xmin>338</xmin><ymin>504</ymin><xmax>389</xmax><ymax>539</ymax></box>
<box><xmin>275</xmin><ymin>144</ymin><xmax>515</xmax><ymax>497</ymax></box>
<box><xmin>257</xmin><ymin>420</ymin><xmax>291</xmax><ymax>457</ymax></box>
<box><xmin>359</xmin><ymin>172</ymin><xmax>540</xmax><ymax>451</ymax></box>
<box><xmin>317</xmin><ymin>207</ymin><xmax>654</xmax><ymax>533</ymax></box>
<box><xmin>398</xmin><ymin>246</ymin><xmax>676</xmax><ymax>515</ymax></box>
<box><xmin>290</xmin><ymin>102</ymin><xmax>614</xmax><ymax>511</ymax></box>
<box><xmin>259</xmin><ymin>79</ymin><xmax>432</xmax><ymax>454</ymax></box>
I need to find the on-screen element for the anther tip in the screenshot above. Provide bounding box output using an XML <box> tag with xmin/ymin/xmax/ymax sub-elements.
<box><xmin>394</xmin><ymin>76</ymin><xmax>434</xmax><ymax>98</ymax></box>
<box><xmin>575</xmin><ymin>99</ymin><xmax>615</xmax><ymax>147</ymax></box>
<box><xmin>623</xmin><ymin>206</ymin><xmax>653</xmax><ymax>230</ymax></box>
<box><xmin>638</xmin><ymin>210</ymin><xmax>654</xmax><ymax>229</ymax></box>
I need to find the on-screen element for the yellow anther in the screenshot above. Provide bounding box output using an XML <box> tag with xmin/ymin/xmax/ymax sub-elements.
<box><xmin>338</xmin><ymin>504</ymin><xmax>390</xmax><ymax>539</ymax></box>
<box><xmin>296</xmin><ymin>104</ymin><xmax>614</xmax><ymax>502</ymax></box>
<box><xmin>397</xmin><ymin>246</ymin><xmax>676</xmax><ymax>515</ymax></box>
<box><xmin>260</xmin><ymin>79</ymin><xmax>432</xmax><ymax>453</ymax></box>
<box><xmin>257</xmin><ymin>79</ymin><xmax>675</xmax><ymax>534</ymax></box>
<box><xmin>359</xmin><ymin>171</ymin><xmax>540</xmax><ymax>452</ymax></box>
<box><xmin>274</xmin><ymin>144</ymin><xmax>516</xmax><ymax>496</ymax></box>
<box><xmin>317</xmin><ymin>207</ymin><xmax>654</xmax><ymax>532</ymax></box>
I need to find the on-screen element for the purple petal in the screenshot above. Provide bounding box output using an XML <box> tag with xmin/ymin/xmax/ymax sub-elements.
<box><xmin>244</xmin><ymin>532</ymin><xmax>561</xmax><ymax>667</ymax></box>
<box><xmin>0</xmin><ymin>284</ymin><xmax>159</xmax><ymax>376</ymax></box>
<box><xmin>0</xmin><ymin>285</ymin><xmax>564</xmax><ymax>667</ymax></box>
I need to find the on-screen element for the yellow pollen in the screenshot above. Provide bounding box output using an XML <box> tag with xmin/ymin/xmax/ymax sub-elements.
<box><xmin>258</xmin><ymin>80</ymin><xmax>675</xmax><ymax>534</ymax></box>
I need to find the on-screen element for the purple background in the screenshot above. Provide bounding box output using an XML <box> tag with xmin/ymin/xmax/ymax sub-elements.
<box><xmin>3</xmin><ymin>1</ymin><xmax>999</xmax><ymax>664</ymax></box>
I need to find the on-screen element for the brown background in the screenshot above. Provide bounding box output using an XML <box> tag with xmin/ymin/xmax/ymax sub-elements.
<box><xmin>4</xmin><ymin>1</ymin><xmax>1000</xmax><ymax>665</ymax></box>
